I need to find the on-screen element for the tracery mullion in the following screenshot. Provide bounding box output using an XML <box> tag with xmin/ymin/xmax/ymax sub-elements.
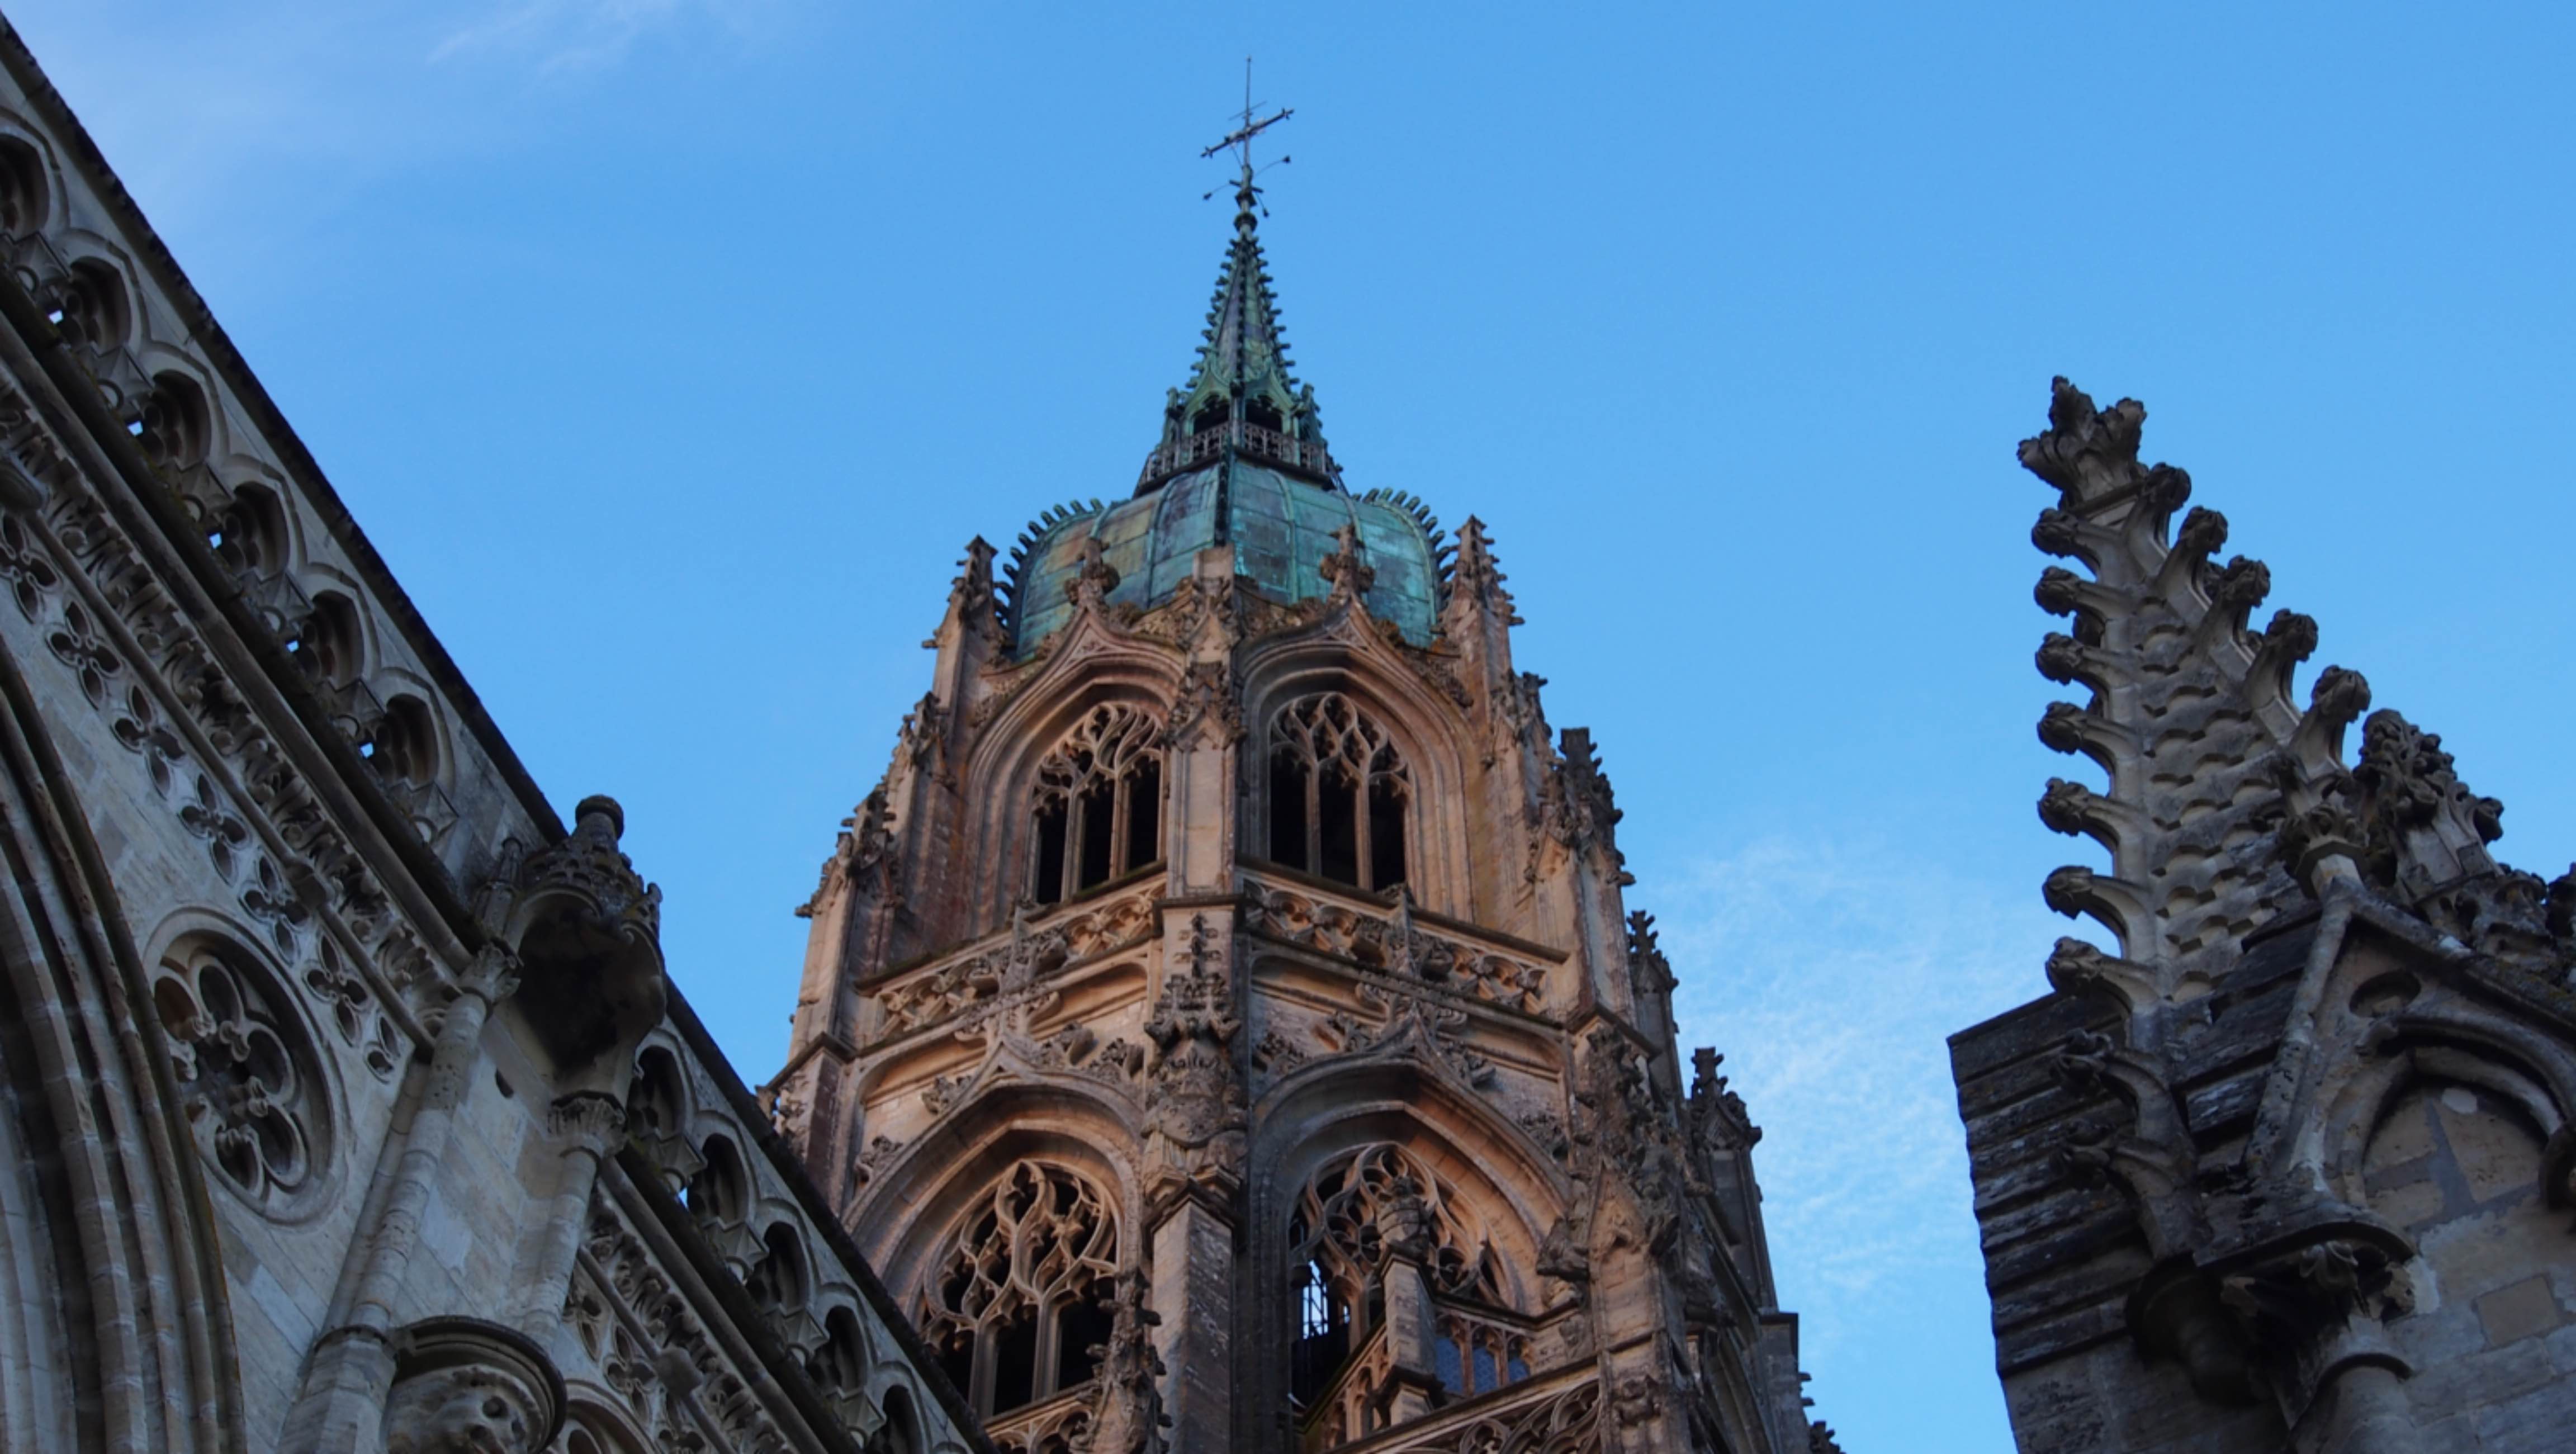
<box><xmin>1351</xmin><ymin>770</ymin><xmax>1372</xmax><ymax>892</ymax></box>
<box><xmin>1302</xmin><ymin>752</ymin><xmax>1323</xmax><ymax>877</ymax></box>
<box><xmin>1106</xmin><ymin>774</ymin><xmax>1129</xmax><ymax>885</ymax></box>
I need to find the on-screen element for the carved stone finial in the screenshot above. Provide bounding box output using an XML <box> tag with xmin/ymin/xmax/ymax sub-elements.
<box><xmin>1066</xmin><ymin>534</ymin><xmax>1123</xmax><ymax>604</ymax></box>
<box><xmin>1318</xmin><ymin>523</ymin><xmax>1374</xmax><ymax>599</ymax></box>
<box><xmin>1087</xmin><ymin>1268</ymin><xmax>1171</xmax><ymax>1454</ymax></box>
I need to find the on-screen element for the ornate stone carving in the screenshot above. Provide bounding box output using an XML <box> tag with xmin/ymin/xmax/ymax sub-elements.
<box><xmin>1085</xmin><ymin>1268</ymin><xmax>1171</xmax><ymax>1454</ymax></box>
<box><xmin>383</xmin><ymin>1316</ymin><xmax>565</xmax><ymax>1454</ymax></box>
<box><xmin>153</xmin><ymin>937</ymin><xmax>326</xmax><ymax>1213</ymax></box>
<box><xmin>2022</xmin><ymin>377</ymin><xmax>2343</xmax><ymax>998</ymax></box>
<box><xmin>869</xmin><ymin>885</ymin><xmax>1158</xmax><ymax>1043</ymax></box>
<box><xmin>517</xmin><ymin>794</ymin><xmax>661</xmax><ymax>943</ymax></box>
<box><xmin>1318</xmin><ymin>523</ymin><xmax>1375</xmax><ymax>599</ymax></box>
<box><xmin>1142</xmin><ymin>913</ymin><xmax>1246</xmax><ymax>1205</ymax></box>
<box><xmin>1294</xmin><ymin>1144</ymin><xmax>1506</xmax><ymax>1301</ymax></box>
<box><xmin>1685</xmin><ymin>1047</ymin><xmax>1759</xmax><ymax>1154</ymax></box>
<box><xmin>1241</xmin><ymin>882</ymin><xmax>1546</xmax><ymax>1011</ymax></box>
<box><xmin>1162</xmin><ymin>659</ymin><xmax>1244</xmax><ymax>749</ymax></box>
<box><xmin>915</xmin><ymin>1161</ymin><xmax>1119</xmax><ymax>1407</ymax></box>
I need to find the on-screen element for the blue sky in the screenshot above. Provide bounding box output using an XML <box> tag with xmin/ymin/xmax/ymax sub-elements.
<box><xmin>22</xmin><ymin>3</ymin><xmax>2576</xmax><ymax>1448</ymax></box>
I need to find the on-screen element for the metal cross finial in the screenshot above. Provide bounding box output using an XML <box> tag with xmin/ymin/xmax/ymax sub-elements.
<box><xmin>1201</xmin><ymin>56</ymin><xmax>1291</xmax><ymax>207</ymax></box>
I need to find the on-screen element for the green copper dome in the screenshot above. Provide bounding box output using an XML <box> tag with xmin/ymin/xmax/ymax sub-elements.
<box><xmin>1000</xmin><ymin>164</ymin><xmax>1448</xmax><ymax>653</ymax></box>
<box><xmin>1005</xmin><ymin>466</ymin><xmax>1445</xmax><ymax>650</ymax></box>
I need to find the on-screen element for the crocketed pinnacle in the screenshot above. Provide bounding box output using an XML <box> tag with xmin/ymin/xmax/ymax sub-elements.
<box><xmin>1135</xmin><ymin>162</ymin><xmax>1337</xmax><ymax>493</ymax></box>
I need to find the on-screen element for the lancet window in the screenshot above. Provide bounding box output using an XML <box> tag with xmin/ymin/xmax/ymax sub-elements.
<box><xmin>1287</xmin><ymin>1144</ymin><xmax>1522</xmax><ymax>1441</ymax></box>
<box><xmin>1266</xmin><ymin>694</ymin><xmax>1410</xmax><ymax>892</ymax></box>
<box><xmin>1029</xmin><ymin>705</ymin><xmax>1163</xmax><ymax>904</ymax></box>
<box><xmin>916</xmin><ymin>1161</ymin><xmax>1121</xmax><ymax>1420</ymax></box>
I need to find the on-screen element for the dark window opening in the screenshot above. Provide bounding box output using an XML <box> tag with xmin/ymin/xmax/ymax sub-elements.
<box><xmin>1056</xmin><ymin>1292</ymin><xmax>1114</xmax><ymax>1390</ymax></box>
<box><xmin>1031</xmin><ymin>800</ymin><xmax>1067</xmax><ymax>904</ymax></box>
<box><xmin>935</xmin><ymin>1333</ymin><xmax>973</xmax><ymax>1404</ymax></box>
<box><xmin>1076</xmin><ymin>780</ymin><xmax>1116</xmax><ymax>891</ymax></box>
<box><xmin>991</xmin><ymin>1309</ymin><xmax>1039</xmax><ymax>1414</ymax></box>
<box><xmin>1317</xmin><ymin>765</ymin><xmax>1360</xmax><ymax>887</ymax></box>
<box><xmin>1030</xmin><ymin>706</ymin><xmax>1163</xmax><ymax>904</ymax></box>
<box><xmin>1245</xmin><ymin>398</ymin><xmax>1282</xmax><ymax>432</ymax></box>
<box><xmin>1192</xmin><ymin>399</ymin><xmax>1230</xmax><ymax>435</ymax></box>
<box><xmin>1290</xmin><ymin>1261</ymin><xmax>1351</xmax><ymax>1405</ymax></box>
<box><xmin>1368</xmin><ymin>778</ymin><xmax>1408</xmax><ymax>892</ymax></box>
<box><xmin>1268</xmin><ymin>754</ymin><xmax>1309</xmax><ymax>869</ymax></box>
<box><xmin>1123</xmin><ymin>760</ymin><xmax>1161</xmax><ymax>873</ymax></box>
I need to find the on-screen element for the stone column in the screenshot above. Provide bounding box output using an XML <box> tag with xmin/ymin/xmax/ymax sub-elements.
<box><xmin>281</xmin><ymin>947</ymin><xmax>519</xmax><ymax>1454</ymax></box>
<box><xmin>1374</xmin><ymin>1178</ymin><xmax>1443</xmax><ymax>1424</ymax></box>
<box><xmin>2223</xmin><ymin>1237</ymin><xmax>2424</xmax><ymax>1454</ymax></box>
<box><xmin>510</xmin><ymin>1091</ymin><xmax>627</xmax><ymax>1340</ymax></box>
<box><xmin>1163</xmin><ymin>544</ymin><xmax>1244</xmax><ymax>895</ymax></box>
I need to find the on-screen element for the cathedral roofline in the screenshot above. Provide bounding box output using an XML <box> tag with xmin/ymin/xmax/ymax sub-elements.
<box><xmin>0</xmin><ymin>17</ymin><xmax>569</xmax><ymax>872</ymax></box>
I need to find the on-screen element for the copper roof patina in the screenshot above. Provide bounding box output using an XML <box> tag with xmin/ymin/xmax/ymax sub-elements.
<box><xmin>1001</xmin><ymin>162</ymin><xmax>1448</xmax><ymax>652</ymax></box>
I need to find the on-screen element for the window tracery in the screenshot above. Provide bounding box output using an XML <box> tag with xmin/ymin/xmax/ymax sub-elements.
<box><xmin>1287</xmin><ymin>1144</ymin><xmax>1520</xmax><ymax>1432</ymax></box>
<box><xmin>916</xmin><ymin>1161</ymin><xmax>1120</xmax><ymax>1420</ymax></box>
<box><xmin>1266</xmin><ymin>694</ymin><xmax>1410</xmax><ymax>892</ymax></box>
<box><xmin>1029</xmin><ymin>705</ymin><xmax>1163</xmax><ymax>904</ymax></box>
<box><xmin>151</xmin><ymin>936</ymin><xmax>327</xmax><ymax>1214</ymax></box>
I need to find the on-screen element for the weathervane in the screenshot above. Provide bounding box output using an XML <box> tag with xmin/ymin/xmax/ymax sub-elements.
<box><xmin>1201</xmin><ymin>56</ymin><xmax>1291</xmax><ymax>212</ymax></box>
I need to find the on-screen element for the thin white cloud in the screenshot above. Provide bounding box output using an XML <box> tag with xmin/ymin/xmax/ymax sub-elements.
<box><xmin>430</xmin><ymin>0</ymin><xmax>792</xmax><ymax>73</ymax></box>
<box><xmin>1655</xmin><ymin>836</ymin><xmax>2064</xmax><ymax>1336</ymax></box>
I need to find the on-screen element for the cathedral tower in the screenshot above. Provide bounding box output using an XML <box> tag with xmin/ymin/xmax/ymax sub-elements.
<box><xmin>767</xmin><ymin>163</ymin><xmax>1830</xmax><ymax>1454</ymax></box>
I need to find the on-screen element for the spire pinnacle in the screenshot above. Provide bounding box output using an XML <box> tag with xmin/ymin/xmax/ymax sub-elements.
<box><xmin>1140</xmin><ymin>62</ymin><xmax>1334</xmax><ymax>495</ymax></box>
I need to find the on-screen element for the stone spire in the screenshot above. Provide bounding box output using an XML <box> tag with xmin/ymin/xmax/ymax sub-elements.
<box><xmin>1136</xmin><ymin>161</ymin><xmax>1338</xmax><ymax>492</ymax></box>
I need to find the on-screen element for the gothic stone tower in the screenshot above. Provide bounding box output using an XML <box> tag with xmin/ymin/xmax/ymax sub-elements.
<box><xmin>766</xmin><ymin>169</ymin><xmax>1831</xmax><ymax>1454</ymax></box>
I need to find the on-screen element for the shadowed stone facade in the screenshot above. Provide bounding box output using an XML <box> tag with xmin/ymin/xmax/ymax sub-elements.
<box><xmin>0</xmin><ymin>18</ymin><xmax>979</xmax><ymax>1454</ymax></box>
<box><xmin>761</xmin><ymin>160</ymin><xmax>1836</xmax><ymax>1454</ymax></box>
<box><xmin>1953</xmin><ymin>380</ymin><xmax>2576</xmax><ymax>1453</ymax></box>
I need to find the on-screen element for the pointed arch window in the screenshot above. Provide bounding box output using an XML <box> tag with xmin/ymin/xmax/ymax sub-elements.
<box><xmin>917</xmin><ymin>1161</ymin><xmax>1121</xmax><ymax>1420</ymax></box>
<box><xmin>1030</xmin><ymin>705</ymin><xmax>1163</xmax><ymax>904</ymax></box>
<box><xmin>1267</xmin><ymin>694</ymin><xmax>1410</xmax><ymax>892</ymax></box>
<box><xmin>1287</xmin><ymin>1144</ymin><xmax>1522</xmax><ymax>1435</ymax></box>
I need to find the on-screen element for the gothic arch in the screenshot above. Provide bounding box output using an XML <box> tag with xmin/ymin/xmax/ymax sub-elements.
<box><xmin>1250</xmin><ymin>1064</ymin><xmax>1567</xmax><ymax>1447</ymax></box>
<box><xmin>855</xmin><ymin>1081</ymin><xmax>1144</xmax><ymax>1305</ymax></box>
<box><xmin>0</xmin><ymin>117</ymin><xmax>59</xmax><ymax>236</ymax></box>
<box><xmin>558</xmin><ymin>1395</ymin><xmax>656</xmax><ymax>1454</ymax></box>
<box><xmin>0</xmin><ymin>632</ymin><xmax>243</xmax><ymax>1451</ymax></box>
<box><xmin>1238</xmin><ymin>645</ymin><xmax>1475</xmax><ymax>917</ymax></box>
<box><xmin>1256</xmin><ymin>1068</ymin><xmax>1561</xmax><ymax>1306</ymax></box>
<box><xmin>962</xmin><ymin>649</ymin><xmax>1182</xmax><ymax>929</ymax></box>
<box><xmin>2315</xmin><ymin>1010</ymin><xmax>2576</xmax><ymax>1213</ymax></box>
